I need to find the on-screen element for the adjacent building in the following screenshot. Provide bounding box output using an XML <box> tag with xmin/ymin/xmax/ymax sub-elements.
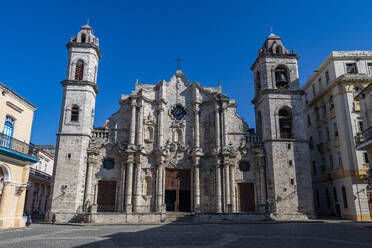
<box><xmin>49</xmin><ymin>26</ymin><xmax>314</xmax><ymax>223</ymax></box>
<box><xmin>24</xmin><ymin>147</ymin><xmax>54</xmax><ymax>221</ymax></box>
<box><xmin>355</xmin><ymin>82</ymin><xmax>372</xmax><ymax>214</ymax></box>
<box><xmin>302</xmin><ymin>51</ymin><xmax>372</xmax><ymax>221</ymax></box>
<box><xmin>0</xmin><ymin>82</ymin><xmax>39</xmax><ymax>228</ymax></box>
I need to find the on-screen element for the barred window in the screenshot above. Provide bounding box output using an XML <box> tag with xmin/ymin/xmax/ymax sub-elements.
<box><xmin>71</xmin><ymin>105</ymin><xmax>79</xmax><ymax>122</ymax></box>
<box><xmin>75</xmin><ymin>60</ymin><xmax>84</xmax><ymax>80</ymax></box>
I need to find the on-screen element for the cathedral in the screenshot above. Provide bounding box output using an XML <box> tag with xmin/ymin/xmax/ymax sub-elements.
<box><xmin>49</xmin><ymin>25</ymin><xmax>314</xmax><ymax>223</ymax></box>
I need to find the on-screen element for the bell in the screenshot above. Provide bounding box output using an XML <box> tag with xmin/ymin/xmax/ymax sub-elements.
<box><xmin>278</xmin><ymin>73</ymin><xmax>287</xmax><ymax>83</ymax></box>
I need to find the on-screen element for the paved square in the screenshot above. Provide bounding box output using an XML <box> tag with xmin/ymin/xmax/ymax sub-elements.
<box><xmin>0</xmin><ymin>222</ymin><xmax>371</xmax><ymax>248</ymax></box>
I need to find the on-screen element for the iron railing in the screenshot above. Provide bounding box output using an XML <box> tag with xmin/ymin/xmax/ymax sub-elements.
<box><xmin>363</xmin><ymin>126</ymin><xmax>372</xmax><ymax>141</ymax></box>
<box><xmin>29</xmin><ymin>167</ymin><xmax>52</xmax><ymax>180</ymax></box>
<box><xmin>246</xmin><ymin>134</ymin><xmax>262</xmax><ymax>149</ymax></box>
<box><xmin>0</xmin><ymin>133</ymin><xmax>39</xmax><ymax>157</ymax></box>
<box><xmin>355</xmin><ymin>126</ymin><xmax>372</xmax><ymax>146</ymax></box>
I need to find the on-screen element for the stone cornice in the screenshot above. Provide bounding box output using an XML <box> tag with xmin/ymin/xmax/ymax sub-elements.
<box><xmin>0</xmin><ymin>82</ymin><xmax>36</xmax><ymax>111</ymax></box>
<box><xmin>251</xmin><ymin>54</ymin><xmax>299</xmax><ymax>71</ymax></box>
<box><xmin>307</xmin><ymin>75</ymin><xmax>372</xmax><ymax>107</ymax></box>
<box><xmin>262</xmin><ymin>139</ymin><xmax>308</xmax><ymax>143</ymax></box>
<box><xmin>355</xmin><ymin>82</ymin><xmax>372</xmax><ymax>100</ymax></box>
<box><xmin>61</xmin><ymin>80</ymin><xmax>99</xmax><ymax>94</ymax></box>
<box><xmin>57</xmin><ymin>133</ymin><xmax>91</xmax><ymax>138</ymax></box>
<box><xmin>252</xmin><ymin>89</ymin><xmax>304</xmax><ymax>104</ymax></box>
<box><xmin>303</xmin><ymin>51</ymin><xmax>372</xmax><ymax>90</ymax></box>
<box><xmin>66</xmin><ymin>42</ymin><xmax>102</xmax><ymax>58</ymax></box>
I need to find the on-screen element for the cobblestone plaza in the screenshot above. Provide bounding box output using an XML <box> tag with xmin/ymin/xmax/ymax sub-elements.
<box><xmin>0</xmin><ymin>222</ymin><xmax>371</xmax><ymax>248</ymax></box>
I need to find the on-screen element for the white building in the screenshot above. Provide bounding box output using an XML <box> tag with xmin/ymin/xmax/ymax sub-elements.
<box><xmin>355</xmin><ymin>82</ymin><xmax>372</xmax><ymax>213</ymax></box>
<box><xmin>24</xmin><ymin>148</ymin><xmax>54</xmax><ymax>220</ymax></box>
<box><xmin>302</xmin><ymin>51</ymin><xmax>372</xmax><ymax>221</ymax></box>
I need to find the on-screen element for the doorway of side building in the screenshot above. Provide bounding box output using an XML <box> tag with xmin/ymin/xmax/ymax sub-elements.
<box><xmin>165</xmin><ymin>169</ymin><xmax>191</xmax><ymax>212</ymax></box>
<box><xmin>368</xmin><ymin>188</ymin><xmax>372</xmax><ymax>219</ymax></box>
<box><xmin>238</xmin><ymin>182</ymin><xmax>255</xmax><ymax>212</ymax></box>
<box><xmin>97</xmin><ymin>180</ymin><xmax>116</xmax><ymax>212</ymax></box>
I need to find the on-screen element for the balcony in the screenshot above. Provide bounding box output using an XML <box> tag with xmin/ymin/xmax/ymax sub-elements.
<box><xmin>326</xmin><ymin>141</ymin><xmax>332</xmax><ymax>151</ymax></box>
<box><xmin>29</xmin><ymin>167</ymin><xmax>52</xmax><ymax>181</ymax></box>
<box><xmin>245</xmin><ymin>134</ymin><xmax>263</xmax><ymax>149</ymax></box>
<box><xmin>92</xmin><ymin>127</ymin><xmax>109</xmax><ymax>140</ymax></box>
<box><xmin>356</xmin><ymin>126</ymin><xmax>372</xmax><ymax>150</ymax></box>
<box><xmin>330</xmin><ymin>166</ymin><xmax>345</xmax><ymax>179</ymax></box>
<box><xmin>334</xmin><ymin>136</ymin><xmax>340</xmax><ymax>148</ymax></box>
<box><xmin>0</xmin><ymin>133</ymin><xmax>39</xmax><ymax>165</ymax></box>
<box><xmin>330</xmin><ymin>106</ymin><xmax>336</xmax><ymax>119</ymax></box>
<box><xmin>317</xmin><ymin>143</ymin><xmax>324</xmax><ymax>154</ymax></box>
<box><xmin>356</xmin><ymin>168</ymin><xmax>369</xmax><ymax>180</ymax></box>
<box><xmin>316</xmin><ymin>118</ymin><xmax>321</xmax><ymax>128</ymax></box>
<box><xmin>355</xmin><ymin>132</ymin><xmax>365</xmax><ymax>146</ymax></box>
<box><xmin>363</xmin><ymin>126</ymin><xmax>372</xmax><ymax>141</ymax></box>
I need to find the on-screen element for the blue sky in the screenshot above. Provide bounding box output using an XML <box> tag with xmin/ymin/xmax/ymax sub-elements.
<box><xmin>1</xmin><ymin>0</ymin><xmax>371</xmax><ymax>145</ymax></box>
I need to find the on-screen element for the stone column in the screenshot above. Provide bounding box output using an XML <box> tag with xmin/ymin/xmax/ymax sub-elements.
<box><xmin>229</xmin><ymin>164</ymin><xmax>236</xmax><ymax>212</ymax></box>
<box><xmin>93</xmin><ymin>184</ymin><xmax>98</xmax><ymax>205</ymax></box>
<box><xmin>193</xmin><ymin>156</ymin><xmax>201</xmax><ymax>211</ymax></box>
<box><xmin>223</xmin><ymin>161</ymin><xmax>230</xmax><ymax>212</ymax></box>
<box><xmin>221</xmin><ymin>103</ymin><xmax>228</xmax><ymax>148</ymax></box>
<box><xmin>215</xmin><ymin>160</ymin><xmax>222</xmax><ymax>213</ymax></box>
<box><xmin>133</xmin><ymin>160</ymin><xmax>142</xmax><ymax>213</ymax></box>
<box><xmin>84</xmin><ymin>161</ymin><xmax>94</xmax><ymax>209</ymax></box>
<box><xmin>194</xmin><ymin>103</ymin><xmax>200</xmax><ymax>148</ymax></box>
<box><xmin>157</xmin><ymin>105</ymin><xmax>164</xmax><ymax>148</ymax></box>
<box><xmin>119</xmin><ymin>162</ymin><xmax>126</xmax><ymax>211</ymax></box>
<box><xmin>125</xmin><ymin>156</ymin><xmax>134</xmax><ymax>212</ymax></box>
<box><xmin>156</xmin><ymin>164</ymin><xmax>163</xmax><ymax>212</ymax></box>
<box><xmin>215</xmin><ymin>104</ymin><xmax>220</xmax><ymax>151</ymax></box>
<box><xmin>137</xmin><ymin>100</ymin><xmax>144</xmax><ymax>148</ymax></box>
<box><xmin>0</xmin><ymin>184</ymin><xmax>15</xmax><ymax>218</ymax></box>
<box><xmin>256</xmin><ymin>154</ymin><xmax>266</xmax><ymax>206</ymax></box>
<box><xmin>129</xmin><ymin>99</ymin><xmax>137</xmax><ymax>146</ymax></box>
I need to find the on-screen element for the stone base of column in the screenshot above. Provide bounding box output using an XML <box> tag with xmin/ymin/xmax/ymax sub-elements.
<box><xmin>125</xmin><ymin>204</ymin><xmax>133</xmax><ymax>213</ymax></box>
<box><xmin>134</xmin><ymin>204</ymin><xmax>143</xmax><ymax>213</ymax></box>
<box><xmin>91</xmin><ymin>204</ymin><xmax>98</xmax><ymax>213</ymax></box>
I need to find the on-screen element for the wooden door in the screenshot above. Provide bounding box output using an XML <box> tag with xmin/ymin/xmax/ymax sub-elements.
<box><xmin>97</xmin><ymin>180</ymin><xmax>116</xmax><ymax>212</ymax></box>
<box><xmin>238</xmin><ymin>183</ymin><xmax>255</xmax><ymax>212</ymax></box>
<box><xmin>165</xmin><ymin>169</ymin><xmax>191</xmax><ymax>212</ymax></box>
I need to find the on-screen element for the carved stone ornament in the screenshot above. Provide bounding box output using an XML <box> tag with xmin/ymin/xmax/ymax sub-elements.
<box><xmin>162</xmin><ymin>140</ymin><xmax>191</xmax><ymax>168</ymax></box>
<box><xmin>144</xmin><ymin>112</ymin><xmax>156</xmax><ymax>126</ymax></box>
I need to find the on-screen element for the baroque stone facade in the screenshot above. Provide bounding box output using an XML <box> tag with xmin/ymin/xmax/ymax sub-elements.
<box><xmin>49</xmin><ymin>25</ymin><xmax>314</xmax><ymax>223</ymax></box>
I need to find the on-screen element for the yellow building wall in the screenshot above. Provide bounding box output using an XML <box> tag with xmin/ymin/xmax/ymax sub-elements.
<box><xmin>0</xmin><ymin>88</ymin><xmax>35</xmax><ymax>143</ymax></box>
<box><xmin>0</xmin><ymin>83</ymin><xmax>36</xmax><ymax>228</ymax></box>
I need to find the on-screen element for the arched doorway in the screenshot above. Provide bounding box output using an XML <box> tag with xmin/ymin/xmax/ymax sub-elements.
<box><xmin>0</xmin><ymin>164</ymin><xmax>11</xmax><ymax>206</ymax></box>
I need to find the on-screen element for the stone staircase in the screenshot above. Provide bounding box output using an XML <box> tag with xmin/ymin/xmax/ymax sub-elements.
<box><xmin>165</xmin><ymin>212</ymin><xmax>193</xmax><ymax>223</ymax></box>
<box><xmin>69</xmin><ymin>214</ymin><xmax>86</xmax><ymax>223</ymax></box>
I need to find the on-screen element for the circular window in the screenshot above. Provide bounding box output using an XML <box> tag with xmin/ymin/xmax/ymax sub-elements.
<box><xmin>170</xmin><ymin>104</ymin><xmax>187</xmax><ymax>121</ymax></box>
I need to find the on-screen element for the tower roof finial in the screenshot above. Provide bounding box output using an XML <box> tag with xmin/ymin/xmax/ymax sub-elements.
<box><xmin>87</xmin><ymin>17</ymin><xmax>90</xmax><ymax>26</ymax></box>
<box><xmin>176</xmin><ymin>56</ymin><xmax>182</xmax><ymax>71</ymax></box>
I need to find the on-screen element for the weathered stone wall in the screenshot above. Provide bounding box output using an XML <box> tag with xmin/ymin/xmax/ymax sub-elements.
<box><xmin>49</xmin><ymin>25</ymin><xmax>100</xmax><ymax>222</ymax></box>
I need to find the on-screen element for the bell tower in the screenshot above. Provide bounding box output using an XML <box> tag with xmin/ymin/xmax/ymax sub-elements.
<box><xmin>50</xmin><ymin>24</ymin><xmax>102</xmax><ymax>222</ymax></box>
<box><xmin>251</xmin><ymin>33</ymin><xmax>314</xmax><ymax>218</ymax></box>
